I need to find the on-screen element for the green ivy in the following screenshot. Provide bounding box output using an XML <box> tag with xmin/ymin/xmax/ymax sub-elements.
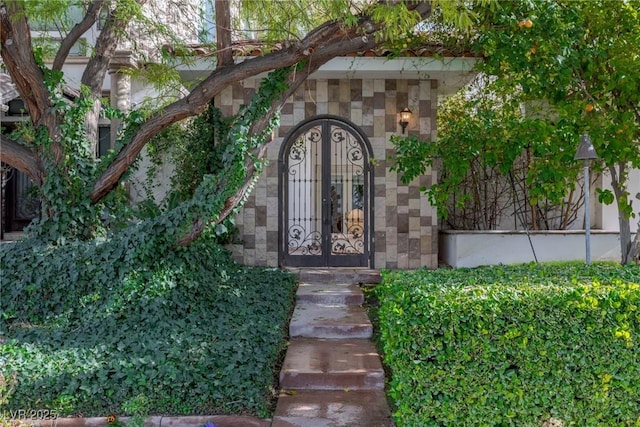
<box><xmin>0</xmin><ymin>63</ymin><xmax>302</xmax><ymax>418</ymax></box>
<box><xmin>18</xmin><ymin>82</ymin><xmax>107</xmax><ymax>243</ymax></box>
<box><xmin>130</xmin><ymin>64</ymin><xmax>295</xmax><ymax>248</ymax></box>
<box><xmin>0</xmin><ymin>236</ymin><xmax>296</xmax><ymax>417</ymax></box>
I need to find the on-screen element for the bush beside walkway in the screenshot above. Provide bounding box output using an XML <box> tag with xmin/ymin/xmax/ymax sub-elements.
<box><xmin>376</xmin><ymin>263</ymin><xmax>640</xmax><ymax>426</ymax></box>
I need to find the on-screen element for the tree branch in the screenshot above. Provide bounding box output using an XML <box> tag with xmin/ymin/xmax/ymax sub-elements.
<box><xmin>81</xmin><ymin>0</ymin><xmax>146</xmax><ymax>95</ymax></box>
<box><xmin>0</xmin><ymin>1</ymin><xmax>62</xmax><ymax>164</ymax></box>
<box><xmin>53</xmin><ymin>0</ymin><xmax>105</xmax><ymax>71</ymax></box>
<box><xmin>0</xmin><ymin>134</ymin><xmax>43</xmax><ymax>185</ymax></box>
<box><xmin>90</xmin><ymin>2</ymin><xmax>433</xmax><ymax>203</ymax></box>
<box><xmin>80</xmin><ymin>1</ymin><xmax>145</xmax><ymax>152</ymax></box>
<box><xmin>0</xmin><ymin>2</ymin><xmax>49</xmax><ymax>127</ymax></box>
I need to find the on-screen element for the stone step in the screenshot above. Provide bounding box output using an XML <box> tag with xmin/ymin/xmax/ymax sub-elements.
<box><xmin>296</xmin><ymin>282</ymin><xmax>364</xmax><ymax>306</ymax></box>
<box><xmin>289</xmin><ymin>304</ymin><xmax>372</xmax><ymax>339</ymax></box>
<box><xmin>289</xmin><ymin>268</ymin><xmax>381</xmax><ymax>285</ymax></box>
<box><xmin>271</xmin><ymin>390</ymin><xmax>393</xmax><ymax>427</ymax></box>
<box><xmin>279</xmin><ymin>338</ymin><xmax>385</xmax><ymax>390</ymax></box>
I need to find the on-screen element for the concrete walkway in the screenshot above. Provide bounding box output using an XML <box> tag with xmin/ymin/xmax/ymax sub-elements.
<box><xmin>272</xmin><ymin>269</ymin><xmax>394</xmax><ymax>427</ymax></box>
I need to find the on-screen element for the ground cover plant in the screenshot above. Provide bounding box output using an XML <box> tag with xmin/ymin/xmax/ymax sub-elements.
<box><xmin>375</xmin><ymin>263</ymin><xmax>640</xmax><ymax>426</ymax></box>
<box><xmin>0</xmin><ymin>236</ymin><xmax>296</xmax><ymax>418</ymax></box>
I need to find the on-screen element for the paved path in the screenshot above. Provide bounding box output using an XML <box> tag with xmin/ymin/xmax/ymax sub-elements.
<box><xmin>272</xmin><ymin>269</ymin><xmax>394</xmax><ymax>427</ymax></box>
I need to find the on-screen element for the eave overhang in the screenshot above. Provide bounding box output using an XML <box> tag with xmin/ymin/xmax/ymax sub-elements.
<box><xmin>176</xmin><ymin>55</ymin><xmax>478</xmax><ymax>96</ymax></box>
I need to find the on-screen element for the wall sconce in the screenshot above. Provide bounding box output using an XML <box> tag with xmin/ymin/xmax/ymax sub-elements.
<box><xmin>399</xmin><ymin>107</ymin><xmax>412</xmax><ymax>134</ymax></box>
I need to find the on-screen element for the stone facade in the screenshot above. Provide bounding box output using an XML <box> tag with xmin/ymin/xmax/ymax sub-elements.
<box><xmin>223</xmin><ymin>77</ymin><xmax>439</xmax><ymax>269</ymax></box>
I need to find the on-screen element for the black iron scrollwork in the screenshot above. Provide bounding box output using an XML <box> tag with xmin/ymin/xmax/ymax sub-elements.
<box><xmin>284</xmin><ymin>119</ymin><xmax>368</xmax><ymax>260</ymax></box>
<box><xmin>286</xmin><ymin>125</ymin><xmax>323</xmax><ymax>256</ymax></box>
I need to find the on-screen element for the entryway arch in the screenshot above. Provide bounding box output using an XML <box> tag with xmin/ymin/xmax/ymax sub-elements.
<box><xmin>278</xmin><ymin>115</ymin><xmax>374</xmax><ymax>267</ymax></box>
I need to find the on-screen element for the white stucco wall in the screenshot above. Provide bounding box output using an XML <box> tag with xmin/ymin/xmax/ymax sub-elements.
<box><xmin>599</xmin><ymin>167</ymin><xmax>640</xmax><ymax>232</ymax></box>
<box><xmin>128</xmin><ymin>147</ymin><xmax>176</xmax><ymax>206</ymax></box>
<box><xmin>440</xmin><ymin>230</ymin><xmax>631</xmax><ymax>268</ymax></box>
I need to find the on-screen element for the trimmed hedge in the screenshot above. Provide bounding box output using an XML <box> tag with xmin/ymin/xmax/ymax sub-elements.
<box><xmin>375</xmin><ymin>263</ymin><xmax>640</xmax><ymax>426</ymax></box>
<box><xmin>0</xmin><ymin>237</ymin><xmax>296</xmax><ymax>418</ymax></box>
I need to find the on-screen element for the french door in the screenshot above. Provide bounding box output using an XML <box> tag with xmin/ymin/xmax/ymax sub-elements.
<box><xmin>279</xmin><ymin>116</ymin><xmax>373</xmax><ymax>267</ymax></box>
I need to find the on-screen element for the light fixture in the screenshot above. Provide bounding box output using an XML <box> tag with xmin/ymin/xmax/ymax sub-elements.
<box><xmin>574</xmin><ymin>133</ymin><xmax>599</xmax><ymax>265</ymax></box>
<box><xmin>574</xmin><ymin>133</ymin><xmax>598</xmax><ymax>161</ymax></box>
<box><xmin>399</xmin><ymin>107</ymin><xmax>412</xmax><ymax>134</ymax></box>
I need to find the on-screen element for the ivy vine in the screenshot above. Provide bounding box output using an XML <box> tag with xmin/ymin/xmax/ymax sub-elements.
<box><xmin>15</xmin><ymin>52</ymin><xmax>295</xmax><ymax>252</ymax></box>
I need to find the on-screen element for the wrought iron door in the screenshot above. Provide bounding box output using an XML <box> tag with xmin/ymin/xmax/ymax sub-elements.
<box><xmin>1</xmin><ymin>166</ymin><xmax>39</xmax><ymax>235</ymax></box>
<box><xmin>280</xmin><ymin>116</ymin><xmax>372</xmax><ymax>267</ymax></box>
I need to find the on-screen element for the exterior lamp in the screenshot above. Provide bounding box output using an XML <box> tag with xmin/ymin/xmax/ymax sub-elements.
<box><xmin>574</xmin><ymin>133</ymin><xmax>599</xmax><ymax>265</ymax></box>
<box><xmin>399</xmin><ymin>107</ymin><xmax>412</xmax><ymax>134</ymax></box>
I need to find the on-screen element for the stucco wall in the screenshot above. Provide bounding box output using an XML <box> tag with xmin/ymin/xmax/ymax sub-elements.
<box><xmin>222</xmin><ymin>77</ymin><xmax>439</xmax><ymax>269</ymax></box>
<box><xmin>600</xmin><ymin>168</ymin><xmax>640</xmax><ymax>232</ymax></box>
<box><xmin>440</xmin><ymin>230</ymin><xmax>632</xmax><ymax>268</ymax></box>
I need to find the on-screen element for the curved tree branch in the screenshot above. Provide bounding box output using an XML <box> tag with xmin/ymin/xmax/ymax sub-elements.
<box><xmin>0</xmin><ymin>1</ymin><xmax>62</xmax><ymax>163</ymax></box>
<box><xmin>53</xmin><ymin>0</ymin><xmax>105</xmax><ymax>71</ymax></box>
<box><xmin>0</xmin><ymin>134</ymin><xmax>43</xmax><ymax>185</ymax></box>
<box><xmin>90</xmin><ymin>1</ymin><xmax>432</xmax><ymax>203</ymax></box>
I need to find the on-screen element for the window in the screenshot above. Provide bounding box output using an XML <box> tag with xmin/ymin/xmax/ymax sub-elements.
<box><xmin>199</xmin><ymin>0</ymin><xmax>216</xmax><ymax>42</ymax></box>
<box><xmin>30</xmin><ymin>5</ymin><xmax>86</xmax><ymax>31</ymax></box>
<box><xmin>98</xmin><ymin>126</ymin><xmax>112</xmax><ymax>157</ymax></box>
<box><xmin>38</xmin><ymin>37</ymin><xmax>88</xmax><ymax>56</ymax></box>
<box><xmin>6</xmin><ymin>99</ymin><xmax>28</xmax><ymax>116</ymax></box>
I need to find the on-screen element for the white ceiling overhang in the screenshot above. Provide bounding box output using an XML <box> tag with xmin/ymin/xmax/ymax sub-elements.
<box><xmin>176</xmin><ymin>56</ymin><xmax>479</xmax><ymax>96</ymax></box>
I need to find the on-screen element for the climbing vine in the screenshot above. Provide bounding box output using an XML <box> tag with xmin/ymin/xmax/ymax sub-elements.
<box><xmin>103</xmin><ymin>63</ymin><xmax>297</xmax><ymax>256</ymax></box>
<box><xmin>12</xmin><ymin>68</ymin><xmax>103</xmax><ymax>242</ymax></box>
<box><xmin>155</xmin><ymin>64</ymin><xmax>293</xmax><ymax>244</ymax></box>
<box><xmin>12</xmin><ymin>55</ymin><xmax>294</xmax><ymax>251</ymax></box>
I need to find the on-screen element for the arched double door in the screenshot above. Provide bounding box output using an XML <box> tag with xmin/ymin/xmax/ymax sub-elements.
<box><xmin>279</xmin><ymin>116</ymin><xmax>374</xmax><ymax>267</ymax></box>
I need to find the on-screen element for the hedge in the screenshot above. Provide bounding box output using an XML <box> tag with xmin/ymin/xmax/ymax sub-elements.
<box><xmin>375</xmin><ymin>263</ymin><xmax>640</xmax><ymax>426</ymax></box>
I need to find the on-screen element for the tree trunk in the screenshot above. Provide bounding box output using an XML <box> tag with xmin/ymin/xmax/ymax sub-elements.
<box><xmin>0</xmin><ymin>1</ymin><xmax>63</xmax><ymax>164</ymax></box>
<box><xmin>215</xmin><ymin>0</ymin><xmax>234</xmax><ymax>67</ymax></box>
<box><xmin>80</xmin><ymin>1</ymin><xmax>144</xmax><ymax>148</ymax></box>
<box><xmin>608</xmin><ymin>162</ymin><xmax>634</xmax><ymax>265</ymax></box>
<box><xmin>630</xmin><ymin>192</ymin><xmax>640</xmax><ymax>264</ymax></box>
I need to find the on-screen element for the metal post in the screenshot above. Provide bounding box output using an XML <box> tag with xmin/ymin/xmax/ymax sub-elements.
<box><xmin>583</xmin><ymin>160</ymin><xmax>591</xmax><ymax>265</ymax></box>
<box><xmin>575</xmin><ymin>133</ymin><xmax>598</xmax><ymax>266</ymax></box>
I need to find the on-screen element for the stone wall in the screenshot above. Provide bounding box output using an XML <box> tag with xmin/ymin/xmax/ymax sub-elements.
<box><xmin>222</xmin><ymin>77</ymin><xmax>438</xmax><ymax>269</ymax></box>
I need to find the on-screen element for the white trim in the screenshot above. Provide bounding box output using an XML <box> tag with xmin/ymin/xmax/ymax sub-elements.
<box><xmin>175</xmin><ymin>56</ymin><xmax>478</xmax><ymax>95</ymax></box>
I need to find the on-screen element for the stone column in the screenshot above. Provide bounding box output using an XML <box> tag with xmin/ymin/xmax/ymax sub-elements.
<box><xmin>108</xmin><ymin>51</ymin><xmax>137</xmax><ymax>149</ymax></box>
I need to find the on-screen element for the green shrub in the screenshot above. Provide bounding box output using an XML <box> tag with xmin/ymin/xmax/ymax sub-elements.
<box><xmin>0</xmin><ymin>236</ymin><xmax>296</xmax><ymax>418</ymax></box>
<box><xmin>375</xmin><ymin>263</ymin><xmax>640</xmax><ymax>426</ymax></box>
